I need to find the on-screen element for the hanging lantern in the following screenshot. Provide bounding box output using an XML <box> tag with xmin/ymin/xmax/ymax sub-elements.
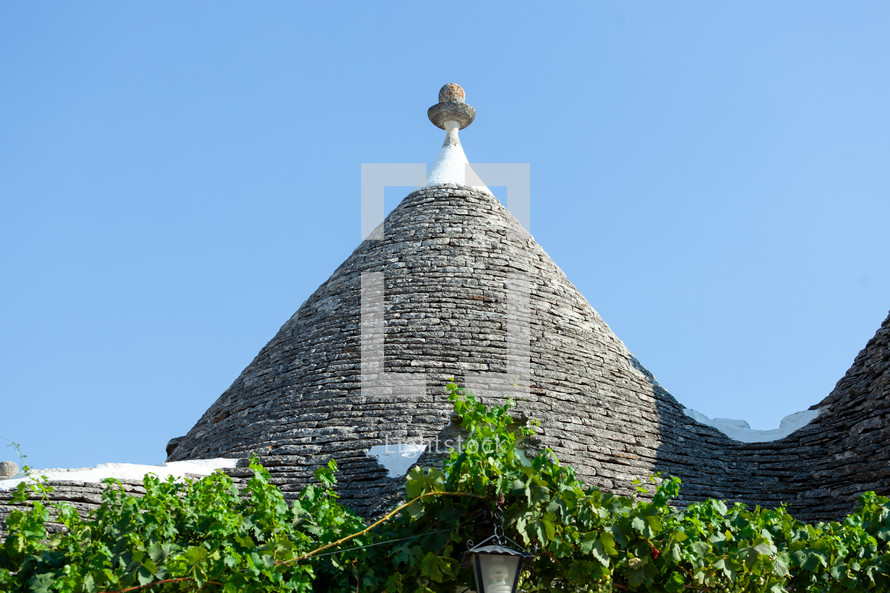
<box><xmin>465</xmin><ymin>510</ymin><xmax>534</xmax><ymax>593</ymax></box>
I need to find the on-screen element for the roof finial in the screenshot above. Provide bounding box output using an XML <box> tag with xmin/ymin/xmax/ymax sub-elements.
<box><xmin>424</xmin><ymin>83</ymin><xmax>490</xmax><ymax>193</ymax></box>
<box><xmin>428</xmin><ymin>83</ymin><xmax>476</xmax><ymax>130</ymax></box>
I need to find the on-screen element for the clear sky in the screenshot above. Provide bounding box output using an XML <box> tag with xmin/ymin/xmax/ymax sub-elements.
<box><xmin>1</xmin><ymin>2</ymin><xmax>888</xmax><ymax>470</ymax></box>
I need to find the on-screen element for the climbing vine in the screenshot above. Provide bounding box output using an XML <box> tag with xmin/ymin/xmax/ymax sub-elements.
<box><xmin>1</xmin><ymin>381</ymin><xmax>889</xmax><ymax>592</ymax></box>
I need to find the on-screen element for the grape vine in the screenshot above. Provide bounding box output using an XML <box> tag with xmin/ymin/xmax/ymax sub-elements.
<box><xmin>1</xmin><ymin>381</ymin><xmax>888</xmax><ymax>592</ymax></box>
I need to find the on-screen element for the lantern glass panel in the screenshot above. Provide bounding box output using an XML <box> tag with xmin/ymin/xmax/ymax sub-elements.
<box><xmin>472</xmin><ymin>553</ymin><xmax>522</xmax><ymax>593</ymax></box>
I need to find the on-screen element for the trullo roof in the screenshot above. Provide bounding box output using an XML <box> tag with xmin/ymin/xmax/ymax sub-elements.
<box><xmin>166</xmin><ymin>85</ymin><xmax>889</xmax><ymax>521</ymax></box>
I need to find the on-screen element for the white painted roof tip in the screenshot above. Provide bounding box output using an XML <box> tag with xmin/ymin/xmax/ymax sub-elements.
<box><xmin>366</xmin><ymin>443</ymin><xmax>426</xmax><ymax>478</ymax></box>
<box><xmin>682</xmin><ymin>407</ymin><xmax>821</xmax><ymax>443</ymax></box>
<box><xmin>425</xmin><ymin>132</ymin><xmax>493</xmax><ymax>194</ymax></box>
<box><xmin>0</xmin><ymin>458</ymin><xmax>239</xmax><ymax>491</ymax></box>
<box><xmin>424</xmin><ymin>83</ymin><xmax>492</xmax><ymax>195</ymax></box>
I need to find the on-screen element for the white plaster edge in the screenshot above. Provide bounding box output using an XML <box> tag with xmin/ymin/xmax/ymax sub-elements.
<box><xmin>682</xmin><ymin>407</ymin><xmax>821</xmax><ymax>443</ymax></box>
<box><xmin>0</xmin><ymin>458</ymin><xmax>239</xmax><ymax>491</ymax></box>
<box><xmin>424</xmin><ymin>124</ymin><xmax>492</xmax><ymax>195</ymax></box>
<box><xmin>366</xmin><ymin>444</ymin><xmax>426</xmax><ymax>478</ymax></box>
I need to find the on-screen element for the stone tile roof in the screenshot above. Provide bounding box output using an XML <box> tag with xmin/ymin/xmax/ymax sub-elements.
<box><xmin>159</xmin><ymin>183</ymin><xmax>889</xmax><ymax>520</ymax></box>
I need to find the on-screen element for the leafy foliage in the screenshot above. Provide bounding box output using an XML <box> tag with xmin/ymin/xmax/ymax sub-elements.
<box><xmin>0</xmin><ymin>458</ymin><xmax>364</xmax><ymax>592</ymax></box>
<box><xmin>2</xmin><ymin>381</ymin><xmax>889</xmax><ymax>592</ymax></box>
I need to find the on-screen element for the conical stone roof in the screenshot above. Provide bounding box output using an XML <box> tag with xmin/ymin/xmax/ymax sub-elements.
<box><xmin>745</xmin><ymin>310</ymin><xmax>890</xmax><ymax>520</ymax></box>
<box><xmin>166</xmin><ymin>85</ymin><xmax>890</xmax><ymax>520</ymax></box>
<box><xmin>165</xmin><ymin>180</ymin><xmax>736</xmax><ymax>515</ymax></box>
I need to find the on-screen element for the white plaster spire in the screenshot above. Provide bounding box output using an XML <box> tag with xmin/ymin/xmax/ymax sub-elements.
<box><xmin>425</xmin><ymin>83</ymin><xmax>492</xmax><ymax>194</ymax></box>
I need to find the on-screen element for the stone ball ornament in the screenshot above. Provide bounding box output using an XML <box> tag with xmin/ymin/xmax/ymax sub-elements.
<box><xmin>428</xmin><ymin>82</ymin><xmax>476</xmax><ymax>130</ymax></box>
<box><xmin>438</xmin><ymin>82</ymin><xmax>466</xmax><ymax>104</ymax></box>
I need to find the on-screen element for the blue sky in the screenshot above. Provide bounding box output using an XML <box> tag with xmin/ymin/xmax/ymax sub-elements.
<box><xmin>1</xmin><ymin>3</ymin><xmax>888</xmax><ymax>470</ymax></box>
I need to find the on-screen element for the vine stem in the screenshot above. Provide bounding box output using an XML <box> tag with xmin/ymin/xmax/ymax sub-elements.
<box><xmin>90</xmin><ymin>490</ymin><xmax>488</xmax><ymax>593</ymax></box>
<box><xmin>542</xmin><ymin>549</ymin><xmax>562</xmax><ymax>565</ymax></box>
<box><xmin>277</xmin><ymin>490</ymin><xmax>489</xmax><ymax>566</ymax></box>
<box><xmin>97</xmin><ymin>576</ymin><xmax>223</xmax><ymax>593</ymax></box>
